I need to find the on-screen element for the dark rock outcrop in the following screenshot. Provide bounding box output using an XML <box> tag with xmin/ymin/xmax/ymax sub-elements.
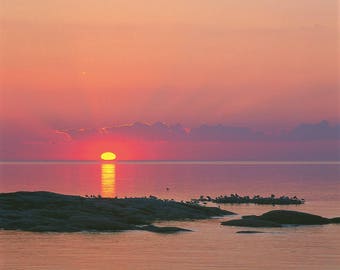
<box><xmin>236</xmin><ymin>231</ymin><xmax>265</xmax><ymax>234</ymax></box>
<box><xmin>222</xmin><ymin>218</ymin><xmax>282</xmax><ymax>227</ymax></box>
<box><xmin>330</xmin><ymin>217</ymin><xmax>340</xmax><ymax>223</ymax></box>
<box><xmin>140</xmin><ymin>225</ymin><xmax>192</xmax><ymax>233</ymax></box>
<box><xmin>221</xmin><ymin>210</ymin><xmax>340</xmax><ymax>228</ymax></box>
<box><xmin>259</xmin><ymin>210</ymin><xmax>329</xmax><ymax>225</ymax></box>
<box><xmin>194</xmin><ymin>194</ymin><xmax>304</xmax><ymax>205</ymax></box>
<box><xmin>0</xmin><ymin>191</ymin><xmax>234</xmax><ymax>233</ymax></box>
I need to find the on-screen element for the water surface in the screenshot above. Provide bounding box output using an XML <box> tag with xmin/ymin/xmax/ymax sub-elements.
<box><xmin>0</xmin><ymin>162</ymin><xmax>339</xmax><ymax>269</ymax></box>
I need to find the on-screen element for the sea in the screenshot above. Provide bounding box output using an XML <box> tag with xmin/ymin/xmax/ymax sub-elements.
<box><xmin>0</xmin><ymin>161</ymin><xmax>340</xmax><ymax>270</ymax></box>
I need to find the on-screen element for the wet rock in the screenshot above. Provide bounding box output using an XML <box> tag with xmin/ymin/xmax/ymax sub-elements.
<box><xmin>330</xmin><ymin>217</ymin><xmax>340</xmax><ymax>224</ymax></box>
<box><xmin>141</xmin><ymin>225</ymin><xmax>191</xmax><ymax>233</ymax></box>
<box><xmin>0</xmin><ymin>191</ymin><xmax>233</xmax><ymax>233</ymax></box>
<box><xmin>236</xmin><ymin>231</ymin><xmax>265</xmax><ymax>234</ymax></box>
<box><xmin>221</xmin><ymin>210</ymin><xmax>340</xmax><ymax>228</ymax></box>
<box><xmin>221</xmin><ymin>218</ymin><xmax>281</xmax><ymax>227</ymax></box>
<box><xmin>259</xmin><ymin>210</ymin><xmax>329</xmax><ymax>225</ymax></box>
<box><xmin>194</xmin><ymin>194</ymin><xmax>304</xmax><ymax>205</ymax></box>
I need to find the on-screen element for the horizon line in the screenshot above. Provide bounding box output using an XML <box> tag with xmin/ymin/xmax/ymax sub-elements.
<box><xmin>1</xmin><ymin>160</ymin><xmax>339</xmax><ymax>165</ymax></box>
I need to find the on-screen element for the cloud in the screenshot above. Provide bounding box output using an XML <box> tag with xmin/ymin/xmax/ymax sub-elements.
<box><xmin>66</xmin><ymin>122</ymin><xmax>187</xmax><ymax>141</ymax></box>
<box><xmin>62</xmin><ymin>120</ymin><xmax>340</xmax><ymax>142</ymax></box>
<box><xmin>1</xmin><ymin>120</ymin><xmax>339</xmax><ymax>161</ymax></box>
<box><xmin>0</xmin><ymin>121</ymin><xmax>74</xmax><ymax>160</ymax></box>
<box><xmin>282</xmin><ymin>120</ymin><xmax>340</xmax><ymax>141</ymax></box>
<box><xmin>190</xmin><ymin>124</ymin><xmax>265</xmax><ymax>141</ymax></box>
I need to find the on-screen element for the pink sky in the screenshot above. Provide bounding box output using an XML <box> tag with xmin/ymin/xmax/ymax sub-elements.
<box><xmin>0</xmin><ymin>1</ymin><xmax>339</xmax><ymax>160</ymax></box>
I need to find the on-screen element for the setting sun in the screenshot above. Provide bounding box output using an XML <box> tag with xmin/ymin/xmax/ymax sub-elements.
<box><xmin>101</xmin><ymin>152</ymin><xmax>117</xmax><ymax>161</ymax></box>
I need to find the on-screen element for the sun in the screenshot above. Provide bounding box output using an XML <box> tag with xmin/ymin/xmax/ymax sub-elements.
<box><xmin>101</xmin><ymin>152</ymin><xmax>117</xmax><ymax>161</ymax></box>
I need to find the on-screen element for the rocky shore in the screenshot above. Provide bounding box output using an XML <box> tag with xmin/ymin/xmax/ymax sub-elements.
<box><xmin>0</xmin><ymin>191</ymin><xmax>234</xmax><ymax>233</ymax></box>
<box><xmin>193</xmin><ymin>194</ymin><xmax>304</xmax><ymax>205</ymax></box>
<box><xmin>221</xmin><ymin>210</ymin><xmax>340</xmax><ymax>227</ymax></box>
<box><xmin>1</xmin><ymin>192</ymin><xmax>338</xmax><ymax>234</ymax></box>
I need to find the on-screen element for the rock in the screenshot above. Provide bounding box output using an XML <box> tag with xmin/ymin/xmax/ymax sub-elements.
<box><xmin>195</xmin><ymin>194</ymin><xmax>304</xmax><ymax>205</ymax></box>
<box><xmin>330</xmin><ymin>217</ymin><xmax>340</xmax><ymax>224</ymax></box>
<box><xmin>221</xmin><ymin>210</ymin><xmax>340</xmax><ymax>228</ymax></box>
<box><xmin>141</xmin><ymin>225</ymin><xmax>191</xmax><ymax>233</ymax></box>
<box><xmin>221</xmin><ymin>218</ymin><xmax>281</xmax><ymax>227</ymax></box>
<box><xmin>0</xmin><ymin>191</ymin><xmax>234</xmax><ymax>233</ymax></box>
<box><xmin>259</xmin><ymin>210</ymin><xmax>329</xmax><ymax>225</ymax></box>
<box><xmin>236</xmin><ymin>231</ymin><xmax>265</xmax><ymax>234</ymax></box>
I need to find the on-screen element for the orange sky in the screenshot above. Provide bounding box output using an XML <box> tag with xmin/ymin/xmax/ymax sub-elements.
<box><xmin>0</xmin><ymin>1</ymin><xmax>339</xmax><ymax>160</ymax></box>
<box><xmin>1</xmin><ymin>0</ymin><xmax>339</xmax><ymax>129</ymax></box>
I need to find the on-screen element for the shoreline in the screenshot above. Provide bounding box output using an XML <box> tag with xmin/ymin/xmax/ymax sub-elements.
<box><xmin>0</xmin><ymin>191</ymin><xmax>233</xmax><ymax>233</ymax></box>
<box><xmin>1</xmin><ymin>191</ymin><xmax>339</xmax><ymax>234</ymax></box>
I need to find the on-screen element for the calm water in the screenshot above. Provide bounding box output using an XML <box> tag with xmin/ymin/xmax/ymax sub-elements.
<box><xmin>1</xmin><ymin>162</ymin><xmax>340</xmax><ymax>269</ymax></box>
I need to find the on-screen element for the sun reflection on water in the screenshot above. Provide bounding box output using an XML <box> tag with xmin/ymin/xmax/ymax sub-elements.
<box><xmin>101</xmin><ymin>164</ymin><xmax>116</xmax><ymax>198</ymax></box>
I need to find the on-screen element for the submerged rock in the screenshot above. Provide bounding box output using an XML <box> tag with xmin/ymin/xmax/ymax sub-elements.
<box><xmin>222</xmin><ymin>218</ymin><xmax>281</xmax><ymax>227</ymax></box>
<box><xmin>221</xmin><ymin>210</ymin><xmax>340</xmax><ymax>228</ymax></box>
<box><xmin>330</xmin><ymin>217</ymin><xmax>340</xmax><ymax>223</ymax></box>
<box><xmin>140</xmin><ymin>225</ymin><xmax>191</xmax><ymax>233</ymax></box>
<box><xmin>0</xmin><ymin>191</ymin><xmax>234</xmax><ymax>233</ymax></box>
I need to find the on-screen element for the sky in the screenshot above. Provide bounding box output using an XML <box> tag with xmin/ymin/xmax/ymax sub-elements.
<box><xmin>0</xmin><ymin>0</ymin><xmax>339</xmax><ymax>160</ymax></box>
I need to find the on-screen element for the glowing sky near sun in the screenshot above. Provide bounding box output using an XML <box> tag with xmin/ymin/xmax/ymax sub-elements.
<box><xmin>0</xmin><ymin>0</ymin><xmax>339</xmax><ymax>160</ymax></box>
